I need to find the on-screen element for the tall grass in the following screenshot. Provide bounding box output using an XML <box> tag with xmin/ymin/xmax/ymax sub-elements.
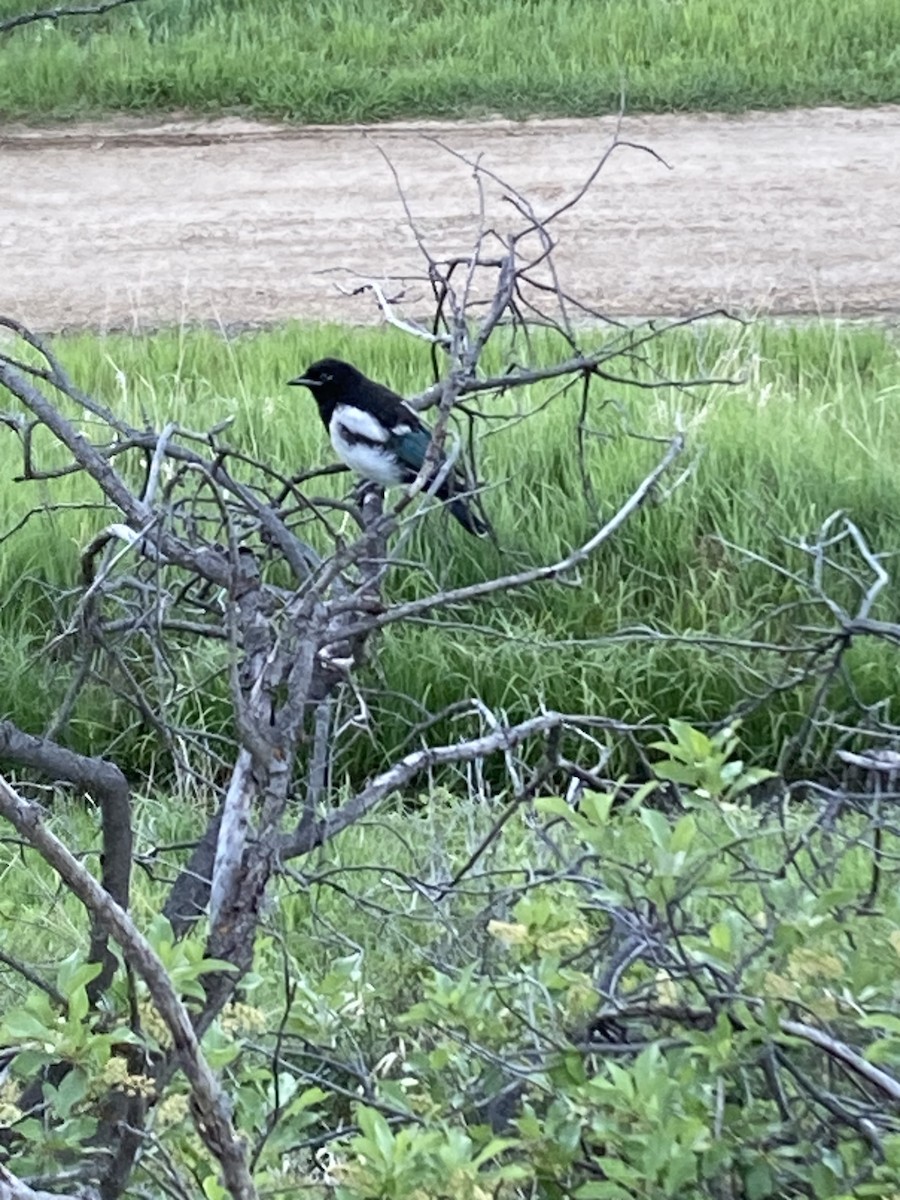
<box><xmin>0</xmin><ymin>0</ymin><xmax>898</xmax><ymax>122</ymax></box>
<box><xmin>1</xmin><ymin>319</ymin><xmax>897</xmax><ymax>778</ymax></box>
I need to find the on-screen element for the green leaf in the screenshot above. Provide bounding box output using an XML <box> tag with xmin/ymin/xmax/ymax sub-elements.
<box><xmin>594</xmin><ymin>1156</ymin><xmax>639</xmax><ymax>1183</ymax></box>
<box><xmin>860</xmin><ymin>1013</ymin><xmax>900</xmax><ymax>1035</ymax></box>
<box><xmin>670</xmin><ymin>813</ymin><xmax>697</xmax><ymax>853</ymax></box>
<box><xmin>625</xmin><ymin>779</ymin><xmax>661</xmax><ymax>810</ymax></box>
<box><xmin>863</xmin><ymin>1038</ymin><xmax>900</xmax><ymax>1065</ymax></box>
<box><xmin>809</xmin><ymin>1161</ymin><xmax>840</xmax><ymax>1197</ymax></box>
<box><xmin>632</xmin><ymin>1043</ymin><xmax>661</xmax><ymax>1098</ymax></box>
<box><xmin>665</xmin><ymin>1149</ymin><xmax>698</xmax><ymax>1194</ymax></box>
<box><xmin>68</xmin><ymin>986</ymin><xmax>89</xmax><ymax>1025</ymax></box>
<box><xmin>355</xmin><ymin>1104</ymin><xmax>394</xmax><ymax>1163</ymax></box>
<box><xmin>191</xmin><ymin>957</ymin><xmax>239</xmax><ymax>975</ymax></box>
<box><xmin>575</xmin><ymin>1183</ymin><xmax>635</xmax><ymax>1199</ymax></box>
<box><xmin>813</xmin><ymin>888</ymin><xmax>860</xmax><ymax>914</ymax></box>
<box><xmin>744</xmin><ymin>1161</ymin><xmax>774</xmax><ymax>1200</ymax></box>
<box><xmin>639</xmin><ymin>808</ymin><xmax>671</xmax><ymax>851</ymax></box>
<box><xmin>146</xmin><ymin>913</ymin><xmax>177</xmax><ymax>957</ymax></box>
<box><xmin>735</xmin><ymin>767</ymin><xmax>778</xmax><ymax>788</ymax></box>
<box><xmin>535</xmin><ymin>795</ymin><xmax>576</xmax><ymax>822</ymax></box>
<box><xmin>7</xmin><ymin>1047</ymin><xmax>53</xmax><ymax>1077</ymax></box>
<box><xmin>1</xmin><ymin>1010</ymin><xmax>54</xmax><ymax>1041</ymax></box>
<box><xmin>710</xmin><ymin>922</ymin><xmax>732</xmax><ymax>953</ymax></box>
<box><xmin>561</xmin><ymin>1050</ymin><xmax>587</xmax><ymax>1086</ymax></box>
<box><xmin>201</xmin><ymin>1176</ymin><xmax>229</xmax><ymax>1200</ymax></box>
<box><xmin>285</xmin><ymin>1086</ymin><xmax>328</xmax><ymax>1118</ymax></box>
<box><xmin>472</xmin><ymin>1137</ymin><xmax>519</xmax><ymax>1168</ymax></box>
<box><xmin>669</xmin><ymin>719</ymin><xmax>712</xmax><ymax>759</ymax></box>
<box><xmin>56</xmin><ymin>956</ymin><xmax>102</xmax><ymax>999</ymax></box>
<box><xmin>653</xmin><ymin>762</ymin><xmax>701</xmax><ymax>786</ymax></box>
<box><xmin>204</xmin><ymin>1041</ymin><xmax>241</xmax><ymax>1069</ymax></box>
<box><xmin>648</xmin><ymin>739</ymin><xmax>688</xmax><ymax>761</ymax></box>
<box><xmin>50</xmin><ymin>1067</ymin><xmax>88</xmax><ymax>1119</ymax></box>
<box><xmin>579</xmin><ymin>791</ymin><xmax>615</xmax><ymax>826</ymax></box>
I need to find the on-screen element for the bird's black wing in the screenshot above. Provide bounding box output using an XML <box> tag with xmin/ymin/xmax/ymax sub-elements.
<box><xmin>360</xmin><ymin>375</ymin><xmax>488</xmax><ymax>535</ymax></box>
<box><xmin>350</xmin><ymin>378</ymin><xmax>434</xmax><ymax>473</ymax></box>
<box><xmin>358</xmin><ymin>378</ymin><xmax>426</xmax><ymax>432</ymax></box>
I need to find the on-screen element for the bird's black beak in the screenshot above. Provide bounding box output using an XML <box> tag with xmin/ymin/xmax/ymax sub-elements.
<box><xmin>287</xmin><ymin>375</ymin><xmax>320</xmax><ymax>388</ymax></box>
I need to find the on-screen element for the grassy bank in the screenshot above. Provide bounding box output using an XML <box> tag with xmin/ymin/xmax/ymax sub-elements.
<box><xmin>1</xmin><ymin>319</ymin><xmax>898</xmax><ymax>778</ymax></box>
<box><xmin>1</xmin><ymin>0</ymin><xmax>898</xmax><ymax>122</ymax></box>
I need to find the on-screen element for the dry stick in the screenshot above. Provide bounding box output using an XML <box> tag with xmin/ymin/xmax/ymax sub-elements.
<box><xmin>0</xmin><ymin>775</ymin><xmax>257</xmax><ymax>1200</ymax></box>
<box><xmin>779</xmin><ymin>1018</ymin><xmax>900</xmax><ymax>1105</ymax></box>
<box><xmin>326</xmin><ymin>433</ymin><xmax>684</xmax><ymax>641</ymax></box>
<box><xmin>0</xmin><ymin>317</ymin><xmax>135</xmax><ymax>437</ymax></box>
<box><xmin>0</xmin><ymin>947</ymin><xmax>66</xmax><ymax>1008</ymax></box>
<box><xmin>0</xmin><ymin>362</ymin><xmax>232</xmax><ymax>587</ymax></box>
<box><xmin>0</xmin><ymin>0</ymin><xmax>146</xmax><ymax>35</ymax></box>
<box><xmin>2</xmin><ymin>353</ymin><xmax>319</xmax><ymax>584</ymax></box>
<box><xmin>0</xmin><ymin>1165</ymin><xmax>92</xmax><ymax>1200</ymax></box>
<box><xmin>283</xmin><ymin>709</ymin><xmax>633</xmax><ymax>858</ymax></box>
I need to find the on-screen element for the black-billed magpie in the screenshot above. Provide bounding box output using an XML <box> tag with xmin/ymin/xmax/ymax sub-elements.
<box><xmin>288</xmin><ymin>357</ymin><xmax>488</xmax><ymax>536</ymax></box>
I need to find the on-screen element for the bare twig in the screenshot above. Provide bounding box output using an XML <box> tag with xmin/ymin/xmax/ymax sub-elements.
<box><xmin>0</xmin><ymin>948</ymin><xmax>66</xmax><ymax>1008</ymax></box>
<box><xmin>0</xmin><ymin>1165</ymin><xmax>97</xmax><ymax>1200</ymax></box>
<box><xmin>779</xmin><ymin>1018</ymin><xmax>900</xmax><ymax>1104</ymax></box>
<box><xmin>284</xmin><ymin>710</ymin><xmax>633</xmax><ymax>857</ymax></box>
<box><xmin>0</xmin><ymin>0</ymin><xmax>146</xmax><ymax>35</ymax></box>
<box><xmin>326</xmin><ymin>434</ymin><xmax>684</xmax><ymax>642</ymax></box>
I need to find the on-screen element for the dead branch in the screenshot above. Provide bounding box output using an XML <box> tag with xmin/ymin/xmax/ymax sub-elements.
<box><xmin>0</xmin><ymin>948</ymin><xmax>66</xmax><ymax>1008</ymax></box>
<box><xmin>283</xmin><ymin>710</ymin><xmax>634</xmax><ymax>858</ymax></box>
<box><xmin>0</xmin><ymin>1165</ymin><xmax>96</xmax><ymax>1200</ymax></box>
<box><xmin>0</xmin><ymin>719</ymin><xmax>131</xmax><ymax>994</ymax></box>
<box><xmin>325</xmin><ymin>432</ymin><xmax>684</xmax><ymax>643</ymax></box>
<box><xmin>0</xmin><ymin>0</ymin><xmax>146</xmax><ymax>35</ymax></box>
<box><xmin>0</xmin><ymin>773</ymin><xmax>257</xmax><ymax>1200</ymax></box>
<box><xmin>779</xmin><ymin>1018</ymin><xmax>900</xmax><ymax>1105</ymax></box>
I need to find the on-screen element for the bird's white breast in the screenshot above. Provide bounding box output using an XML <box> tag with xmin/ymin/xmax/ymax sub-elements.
<box><xmin>330</xmin><ymin>405</ymin><xmax>404</xmax><ymax>486</ymax></box>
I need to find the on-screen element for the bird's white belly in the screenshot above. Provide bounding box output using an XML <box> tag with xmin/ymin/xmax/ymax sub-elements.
<box><xmin>330</xmin><ymin>415</ymin><xmax>404</xmax><ymax>486</ymax></box>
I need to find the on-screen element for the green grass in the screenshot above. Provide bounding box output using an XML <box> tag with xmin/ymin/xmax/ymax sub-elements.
<box><xmin>0</xmin><ymin>0</ymin><xmax>898</xmax><ymax>122</ymax></box>
<box><xmin>1</xmin><ymin>319</ymin><xmax>898</xmax><ymax>780</ymax></box>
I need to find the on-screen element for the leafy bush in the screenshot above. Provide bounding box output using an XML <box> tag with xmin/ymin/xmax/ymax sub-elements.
<box><xmin>3</xmin><ymin>723</ymin><xmax>899</xmax><ymax>1197</ymax></box>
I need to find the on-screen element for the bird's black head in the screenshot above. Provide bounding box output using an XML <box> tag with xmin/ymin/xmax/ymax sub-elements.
<box><xmin>287</xmin><ymin>358</ymin><xmax>364</xmax><ymax>422</ymax></box>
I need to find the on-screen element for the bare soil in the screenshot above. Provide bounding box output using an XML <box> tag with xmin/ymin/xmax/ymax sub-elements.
<box><xmin>2</xmin><ymin>106</ymin><xmax>899</xmax><ymax>332</ymax></box>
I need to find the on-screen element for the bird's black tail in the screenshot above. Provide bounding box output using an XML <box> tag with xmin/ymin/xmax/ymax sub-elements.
<box><xmin>448</xmin><ymin>496</ymin><xmax>489</xmax><ymax>537</ymax></box>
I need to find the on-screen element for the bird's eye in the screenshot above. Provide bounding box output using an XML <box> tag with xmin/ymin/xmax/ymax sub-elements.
<box><xmin>322</xmin><ymin>372</ymin><xmax>333</xmax><ymax>382</ymax></box>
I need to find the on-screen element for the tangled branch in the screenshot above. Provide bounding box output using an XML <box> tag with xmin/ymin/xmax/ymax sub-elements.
<box><xmin>3</xmin><ymin>126</ymin><xmax>895</xmax><ymax>1199</ymax></box>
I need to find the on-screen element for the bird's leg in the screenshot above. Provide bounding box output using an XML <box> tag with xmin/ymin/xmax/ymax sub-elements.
<box><xmin>352</xmin><ymin>479</ymin><xmax>382</xmax><ymax>506</ymax></box>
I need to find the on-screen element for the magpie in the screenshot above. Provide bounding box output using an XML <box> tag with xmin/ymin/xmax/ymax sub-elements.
<box><xmin>288</xmin><ymin>357</ymin><xmax>488</xmax><ymax>536</ymax></box>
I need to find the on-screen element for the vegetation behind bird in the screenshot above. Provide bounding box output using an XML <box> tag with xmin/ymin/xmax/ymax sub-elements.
<box><xmin>1</xmin><ymin>319</ymin><xmax>897</xmax><ymax>783</ymax></box>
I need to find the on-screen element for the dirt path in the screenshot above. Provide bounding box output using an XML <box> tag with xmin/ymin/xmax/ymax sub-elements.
<box><xmin>2</xmin><ymin>106</ymin><xmax>899</xmax><ymax>332</ymax></box>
